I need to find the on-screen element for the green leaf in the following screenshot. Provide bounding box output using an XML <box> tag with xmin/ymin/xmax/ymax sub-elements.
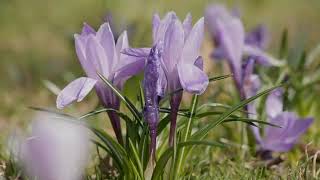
<box><xmin>279</xmin><ymin>28</ymin><xmax>288</xmax><ymax>59</ymax></box>
<box><xmin>223</xmin><ymin>118</ymin><xmax>282</xmax><ymax>128</ymax></box>
<box><xmin>151</xmin><ymin>140</ymin><xmax>224</xmax><ymax>180</ymax></box>
<box><xmin>29</xmin><ymin>106</ymin><xmax>73</xmax><ymax>118</ymax></box>
<box><xmin>97</xmin><ymin>72</ymin><xmax>141</xmax><ymax>120</ymax></box>
<box><xmin>128</xmin><ymin>139</ymin><xmax>144</xmax><ymax>179</ymax></box>
<box><xmin>197</xmin><ymin>102</ymin><xmax>250</xmax><ymax>114</ymax></box>
<box><xmin>191</xmin><ymin>85</ymin><xmax>283</xmax><ymax>140</ymax></box>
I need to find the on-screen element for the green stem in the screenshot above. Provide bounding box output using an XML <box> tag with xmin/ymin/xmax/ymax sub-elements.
<box><xmin>172</xmin><ymin>95</ymin><xmax>198</xmax><ymax>180</ymax></box>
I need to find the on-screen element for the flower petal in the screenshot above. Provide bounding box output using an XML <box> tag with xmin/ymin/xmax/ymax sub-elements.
<box><xmin>163</xmin><ymin>19</ymin><xmax>184</xmax><ymax>73</ymax></box>
<box><xmin>245</xmin><ymin>24</ymin><xmax>269</xmax><ymax>49</ymax></box>
<box><xmin>85</xmin><ymin>35</ymin><xmax>110</xmax><ymax>77</ymax></box>
<box><xmin>121</xmin><ymin>47</ymin><xmax>150</xmax><ymax>58</ymax></box>
<box><xmin>182</xmin><ymin>17</ymin><xmax>204</xmax><ymax>64</ymax></box>
<box><xmin>116</xmin><ymin>31</ymin><xmax>129</xmax><ymax>59</ymax></box>
<box><xmin>152</xmin><ymin>14</ymin><xmax>161</xmax><ymax>42</ymax></box>
<box><xmin>177</xmin><ymin>63</ymin><xmax>208</xmax><ymax>94</ymax></box>
<box><xmin>262</xmin><ymin>112</ymin><xmax>313</xmax><ymax>152</ymax></box>
<box><xmin>182</xmin><ymin>13</ymin><xmax>192</xmax><ymax>39</ymax></box>
<box><xmin>96</xmin><ymin>23</ymin><xmax>117</xmax><ymax>71</ymax></box>
<box><xmin>216</xmin><ymin>17</ymin><xmax>245</xmax><ymax>87</ymax></box>
<box><xmin>81</xmin><ymin>22</ymin><xmax>96</xmax><ymax>35</ymax></box>
<box><xmin>194</xmin><ymin>56</ymin><xmax>204</xmax><ymax>70</ymax></box>
<box><xmin>56</xmin><ymin>77</ymin><xmax>96</xmax><ymax>109</ymax></box>
<box><xmin>265</xmin><ymin>89</ymin><xmax>283</xmax><ymax>119</ymax></box>
<box><xmin>114</xmin><ymin>58</ymin><xmax>146</xmax><ymax>88</ymax></box>
<box><xmin>74</xmin><ymin>34</ymin><xmax>96</xmax><ymax>78</ymax></box>
<box><xmin>154</xmin><ymin>12</ymin><xmax>177</xmax><ymax>43</ymax></box>
<box><xmin>243</xmin><ymin>45</ymin><xmax>284</xmax><ymax>66</ymax></box>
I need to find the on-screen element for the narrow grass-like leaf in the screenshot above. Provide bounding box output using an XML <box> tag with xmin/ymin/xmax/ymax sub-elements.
<box><xmin>173</xmin><ymin>95</ymin><xmax>199</xmax><ymax>180</ymax></box>
<box><xmin>128</xmin><ymin>139</ymin><xmax>144</xmax><ymax>179</ymax></box>
<box><xmin>223</xmin><ymin>118</ymin><xmax>282</xmax><ymax>128</ymax></box>
<box><xmin>152</xmin><ymin>140</ymin><xmax>224</xmax><ymax>180</ymax></box>
<box><xmin>191</xmin><ymin>85</ymin><xmax>283</xmax><ymax>140</ymax></box>
<box><xmin>29</xmin><ymin>106</ymin><xmax>73</xmax><ymax>118</ymax></box>
<box><xmin>197</xmin><ymin>103</ymin><xmax>251</xmax><ymax>114</ymax></box>
<box><xmin>97</xmin><ymin>72</ymin><xmax>141</xmax><ymax>120</ymax></box>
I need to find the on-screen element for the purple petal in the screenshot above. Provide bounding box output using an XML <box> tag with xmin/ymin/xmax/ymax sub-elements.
<box><xmin>243</xmin><ymin>45</ymin><xmax>284</xmax><ymax>66</ymax></box>
<box><xmin>245</xmin><ymin>24</ymin><xmax>269</xmax><ymax>49</ymax></box>
<box><xmin>205</xmin><ymin>4</ymin><xmax>231</xmax><ymax>36</ymax></box>
<box><xmin>56</xmin><ymin>77</ymin><xmax>96</xmax><ymax>109</ymax></box>
<box><xmin>121</xmin><ymin>48</ymin><xmax>150</xmax><ymax>58</ymax></box>
<box><xmin>266</xmin><ymin>89</ymin><xmax>283</xmax><ymax>119</ymax></box>
<box><xmin>183</xmin><ymin>13</ymin><xmax>192</xmax><ymax>39</ymax></box>
<box><xmin>194</xmin><ymin>56</ymin><xmax>204</xmax><ymax>70</ymax></box>
<box><xmin>182</xmin><ymin>17</ymin><xmax>204</xmax><ymax>64</ymax></box>
<box><xmin>177</xmin><ymin>63</ymin><xmax>209</xmax><ymax>94</ymax></box>
<box><xmin>74</xmin><ymin>34</ymin><xmax>96</xmax><ymax>78</ymax></box>
<box><xmin>163</xmin><ymin>19</ymin><xmax>184</xmax><ymax>73</ymax></box>
<box><xmin>262</xmin><ymin>112</ymin><xmax>313</xmax><ymax>152</ymax></box>
<box><xmin>96</xmin><ymin>23</ymin><xmax>117</xmax><ymax>71</ymax></box>
<box><xmin>157</xmin><ymin>66</ymin><xmax>167</xmax><ymax>97</ymax></box>
<box><xmin>152</xmin><ymin>14</ymin><xmax>161</xmax><ymax>42</ymax></box>
<box><xmin>216</xmin><ymin>17</ymin><xmax>245</xmax><ymax>87</ymax></box>
<box><xmin>113</xmin><ymin>58</ymin><xmax>146</xmax><ymax>88</ymax></box>
<box><xmin>153</xmin><ymin>12</ymin><xmax>177</xmax><ymax>43</ymax></box>
<box><xmin>116</xmin><ymin>31</ymin><xmax>129</xmax><ymax>59</ymax></box>
<box><xmin>81</xmin><ymin>23</ymin><xmax>96</xmax><ymax>35</ymax></box>
<box><xmin>85</xmin><ymin>35</ymin><xmax>110</xmax><ymax>77</ymax></box>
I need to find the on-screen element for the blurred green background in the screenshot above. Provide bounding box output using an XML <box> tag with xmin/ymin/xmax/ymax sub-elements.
<box><xmin>1</xmin><ymin>0</ymin><xmax>320</xmax><ymax>143</ymax></box>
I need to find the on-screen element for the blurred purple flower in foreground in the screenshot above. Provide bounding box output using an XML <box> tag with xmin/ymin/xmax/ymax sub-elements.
<box><xmin>124</xmin><ymin>12</ymin><xmax>208</xmax><ymax>145</ymax></box>
<box><xmin>56</xmin><ymin>23</ymin><xmax>145</xmax><ymax>144</ymax></box>
<box><xmin>143</xmin><ymin>45</ymin><xmax>162</xmax><ymax>159</ymax></box>
<box><xmin>21</xmin><ymin>113</ymin><xmax>90</xmax><ymax>180</ymax></box>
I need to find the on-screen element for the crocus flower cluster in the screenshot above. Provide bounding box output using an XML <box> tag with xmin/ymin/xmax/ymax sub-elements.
<box><xmin>206</xmin><ymin>4</ymin><xmax>313</xmax><ymax>155</ymax></box>
<box><xmin>124</xmin><ymin>12</ymin><xmax>209</xmax><ymax>146</ymax></box>
<box><xmin>56</xmin><ymin>23</ymin><xmax>145</xmax><ymax>144</ymax></box>
<box><xmin>20</xmin><ymin>113</ymin><xmax>90</xmax><ymax>180</ymax></box>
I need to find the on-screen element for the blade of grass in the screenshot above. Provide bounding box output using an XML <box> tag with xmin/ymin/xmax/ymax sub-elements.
<box><xmin>97</xmin><ymin>72</ymin><xmax>141</xmax><ymax>120</ymax></box>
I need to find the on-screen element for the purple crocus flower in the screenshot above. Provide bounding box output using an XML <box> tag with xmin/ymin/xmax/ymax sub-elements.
<box><xmin>21</xmin><ymin>113</ymin><xmax>90</xmax><ymax>180</ymax></box>
<box><xmin>205</xmin><ymin>4</ymin><xmax>282</xmax><ymax>94</ymax></box>
<box><xmin>143</xmin><ymin>45</ymin><xmax>162</xmax><ymax>159</ymax></box>
<box><xmin>260</xmin><ymin>90</ymin><xmax>314</xmax><ymax>152</ymax></box>
<box><xmin>56</xmin><ymin>23</ymin><xmax>145</xmax><ymax>144</ymax></box>
<box><xmin>245</xmin><ymin>79</ymin><xmax>313</xmax><ymax>156</ymax></box>
<box><xmin>124</xmin><ymin>12</ymin><xmax>208</xmax><ymax>146</ymax></box>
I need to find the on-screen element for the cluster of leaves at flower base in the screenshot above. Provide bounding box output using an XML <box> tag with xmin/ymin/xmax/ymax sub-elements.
<box><xmin>78</xmin><ymin>72</ymin><xmax>282</xmax><ymax>180</ymax></box>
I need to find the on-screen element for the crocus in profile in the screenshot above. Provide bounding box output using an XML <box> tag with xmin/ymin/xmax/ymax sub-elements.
<box><xmin>21</xmin><ymin>113</ymin><xmax>90</xmax><ymax>180</ymax></box>
<box><xmin>124</xmin><ymin>12</ymin><xmax>208</xmax><ymax>146</ymax></box>
<box><xmin>56</xmin><ymin>23</ymin><xmax>145</xmax><ymax>144</ymax></box>
<box><xmin>205</xmin><ymin>4</ymin><xmax>282</xmax><ymax>98</ymax></box>
<box><xmin>143</xmin><ymin>45</ymin><xmax>162</xmax><ymax>159</ymax></box>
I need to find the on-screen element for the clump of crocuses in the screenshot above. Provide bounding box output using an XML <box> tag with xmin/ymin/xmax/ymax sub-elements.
<box><xmin>125</xmin><ymin>12</ymin><xmax>208</xmax><ymax>146</ymax></box>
